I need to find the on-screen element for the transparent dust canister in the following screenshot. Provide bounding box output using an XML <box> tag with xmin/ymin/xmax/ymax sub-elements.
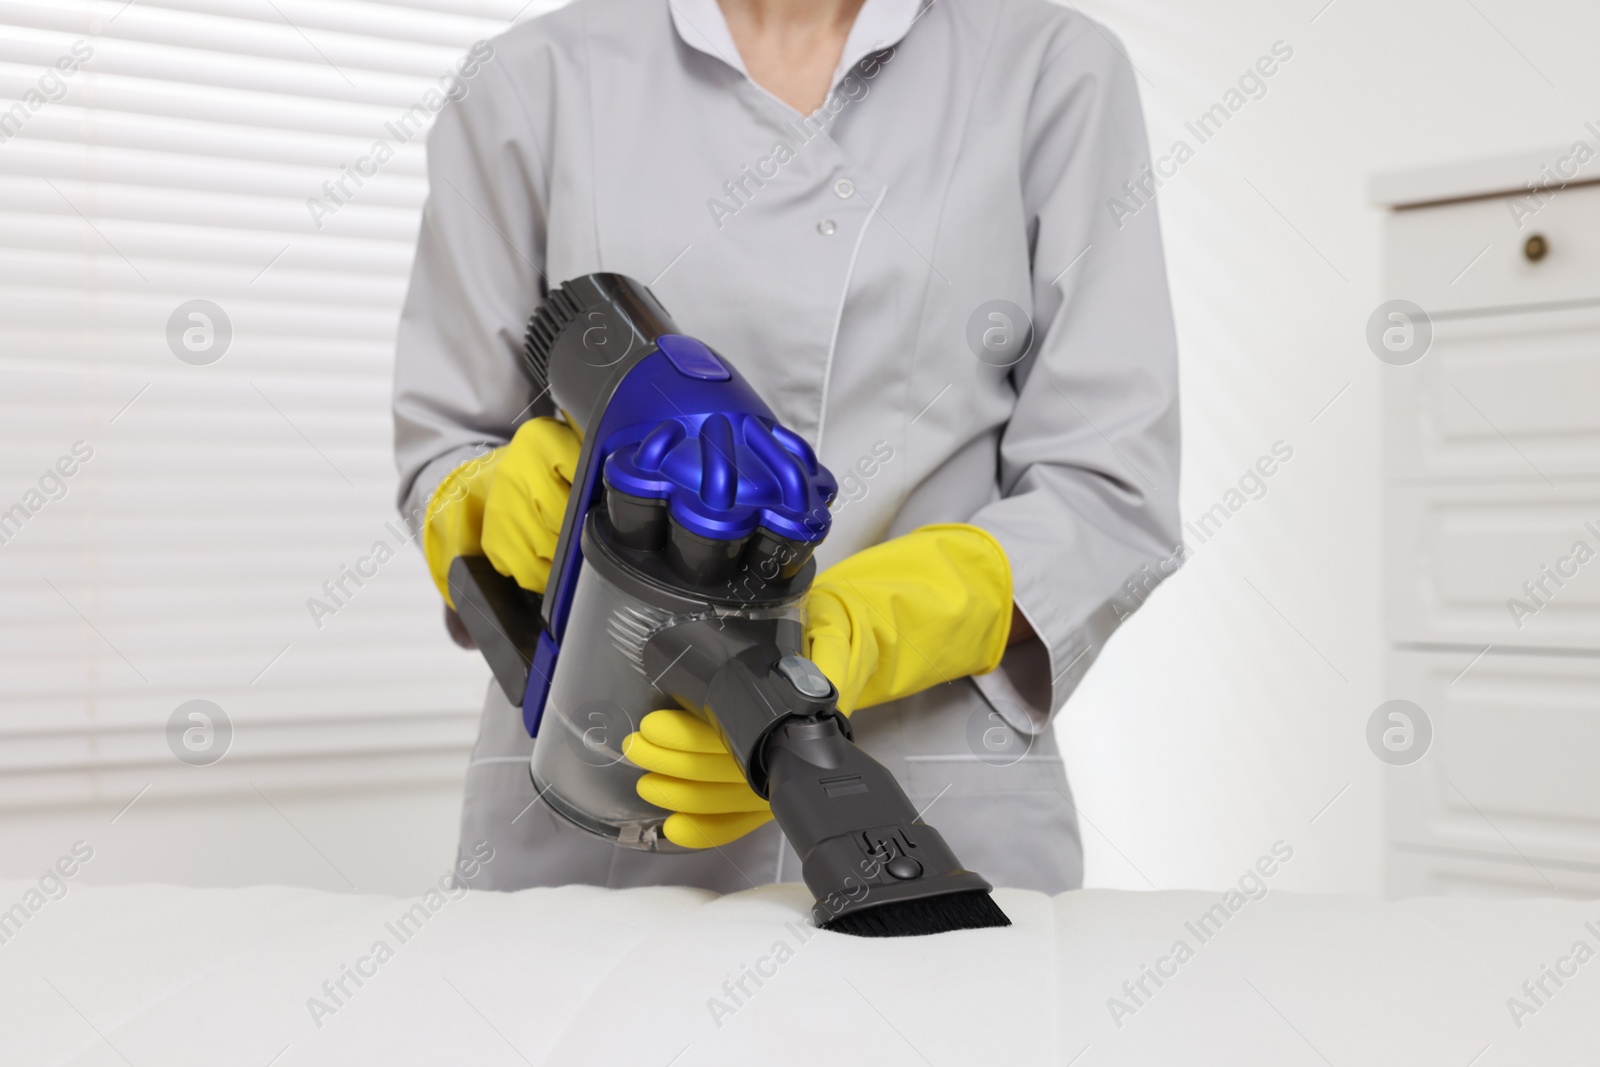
<box><xmin>531</xmin><ymin>523</ymin><xmax>809</xmax><ymax>850</ymax></box>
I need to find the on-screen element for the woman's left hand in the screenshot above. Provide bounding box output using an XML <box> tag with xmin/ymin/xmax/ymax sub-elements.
<box><xmin>622</xmin><ymin>523</ymin><xmax>1018</xmax><ymax>850</ymax></box>
<box><xmin>621</xmin><ymin>710</ymin><xmax>773</xmax><ymax>849</ymax></box>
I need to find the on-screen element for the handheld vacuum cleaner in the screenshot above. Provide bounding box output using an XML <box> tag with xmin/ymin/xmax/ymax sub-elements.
<box><xmin>448</xmin><ymin>273</ymin><xmax>1011</xmax><ymax>938</ymax></box>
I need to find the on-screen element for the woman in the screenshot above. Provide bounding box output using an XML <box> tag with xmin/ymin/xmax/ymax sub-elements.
<box><xmin>394</xmin><ymin>0</ymin><xmax>1180</xmax><ymax>893</ymax></box>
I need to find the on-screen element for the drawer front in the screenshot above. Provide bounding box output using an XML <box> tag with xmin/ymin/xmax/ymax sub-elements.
<box><xmin>1383</xmin><ymin>180</ymin><xmax>1600</xmax><ymax>314</ymax></box>
<box><xmin>1382</xmin><ymin>305</ymin><xmax>1600</xmax><ymax>481</ymax></box>
<box><xmin>1387</xmin><ymin>849</ymin><xmax>1600</xmax><ymax>900</ymax></box>
<box><xmin>1385</xmin><ymin>650</ymin><xmax>1600</xmax><ymax>875</ymax></box>
<box><xmin>1387</xmin><ymin>482</ymin><xmax>1600</xmax><ymax>648</ymax></box>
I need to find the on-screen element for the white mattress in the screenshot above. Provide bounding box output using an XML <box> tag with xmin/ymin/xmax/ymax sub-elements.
<box><xmin>2</xmin><ymin>880</ymin><xmax>1596</xmax><ymax>1066</ymax></box>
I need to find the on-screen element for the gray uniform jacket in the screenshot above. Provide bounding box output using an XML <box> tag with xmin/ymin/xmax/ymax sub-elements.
<box><xmin>393</xmin><ymin>0</ymin><xmax>1181</xmax><ymax>894</ymax></box>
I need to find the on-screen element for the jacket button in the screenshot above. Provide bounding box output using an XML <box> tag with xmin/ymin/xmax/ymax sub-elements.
<box><xmin>817</xmin><ymin>219</ymin><xmax>837</xmax><ymax>235</ymax></box>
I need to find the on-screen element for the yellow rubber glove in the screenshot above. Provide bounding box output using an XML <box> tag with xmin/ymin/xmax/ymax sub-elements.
<box><xmin>805</xmin><ymin>523</ymin><xmax>1013</xmax><ymax>714</ymax></box>
<box><xmin>621</xmin><ymin>711</ymin><xmax>774</xmax><ymax>848</ymax></box>
<box><xmin>422</xmin><ymin>417</ymin><xmax>581</xmax><ymax>606</ymax></box>
<box><xmin>622</xmin><ymin>523</ymin><xmax>1014</xmax><ymax>848</ymax></box>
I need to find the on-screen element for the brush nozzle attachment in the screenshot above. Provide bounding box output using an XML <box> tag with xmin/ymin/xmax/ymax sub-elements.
<box><xmin>822</xmin><ymin>889</ymin><xmax>1012</xmax><ymax>938</ymax></box>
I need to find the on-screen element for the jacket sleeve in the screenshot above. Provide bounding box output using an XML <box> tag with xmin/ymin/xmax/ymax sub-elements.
<box><xmin>393</xmin><ymin>48</ymin><xmax>551</xmax><ymax>530</ymax></box>
<box><xmin>969</xmin><ymin>19</ymin><xmax>1182</xmax><ymax>735</ymax></box>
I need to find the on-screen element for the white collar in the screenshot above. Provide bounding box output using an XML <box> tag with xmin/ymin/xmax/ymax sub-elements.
<box><xmin>668</xmin><ymin>0</ymin><xmax>923</xmax><ymax>91</ymax></box>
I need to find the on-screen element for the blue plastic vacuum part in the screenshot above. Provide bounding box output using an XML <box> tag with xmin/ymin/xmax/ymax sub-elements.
<box><xmin>516</xmin><ymin>281</ymin><xmax>836</xmax><ymax>737</ymax></box>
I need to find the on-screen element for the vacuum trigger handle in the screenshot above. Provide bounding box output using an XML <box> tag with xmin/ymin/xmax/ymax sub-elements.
<box><xmin>447</xmin><ymin>555</ymin><xmax>544</xmax><ymax>705</ymax></box>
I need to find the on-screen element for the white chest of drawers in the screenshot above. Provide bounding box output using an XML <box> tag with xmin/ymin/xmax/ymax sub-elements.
<box><xmin>1375</xmin><ymin>147</ymin><xmax>1600</xmax><ymax>899</ymax></box>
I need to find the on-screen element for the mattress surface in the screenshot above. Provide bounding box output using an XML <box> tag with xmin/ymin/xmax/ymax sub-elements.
<box><xmin>1</xmin><ymin>879</ymin><xmax>1596</xmax><ymax>1065</ymax></box>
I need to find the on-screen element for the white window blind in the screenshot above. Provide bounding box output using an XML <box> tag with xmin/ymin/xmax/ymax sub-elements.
<box><xmin>0</xmin><ymin>0</ymin><xmax>558</xmax><ymax>808</ymax></box>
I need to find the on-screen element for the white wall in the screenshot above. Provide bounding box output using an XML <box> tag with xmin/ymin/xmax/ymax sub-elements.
<box><xmin>0</xmin><ymin>783</ymin><xmax>465</xmax><ymax>893</ymax></box>
<box><xmin>1062</xmin><ymin>0</ymin><xmax>1600</xmax><ymax>895</ymax></box>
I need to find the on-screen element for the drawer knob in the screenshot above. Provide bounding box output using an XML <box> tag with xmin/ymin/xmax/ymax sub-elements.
<box><xmin>1524</xmin><ymin>233</ymin><xmax>1549</xmax><ymax>262</ymax></box>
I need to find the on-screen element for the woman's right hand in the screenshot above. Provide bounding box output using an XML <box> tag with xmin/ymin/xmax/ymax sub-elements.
<box><xmin>422</xmin><ymin>417</ymin><xmax>581</xmax><ymax>604</ymax></box>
